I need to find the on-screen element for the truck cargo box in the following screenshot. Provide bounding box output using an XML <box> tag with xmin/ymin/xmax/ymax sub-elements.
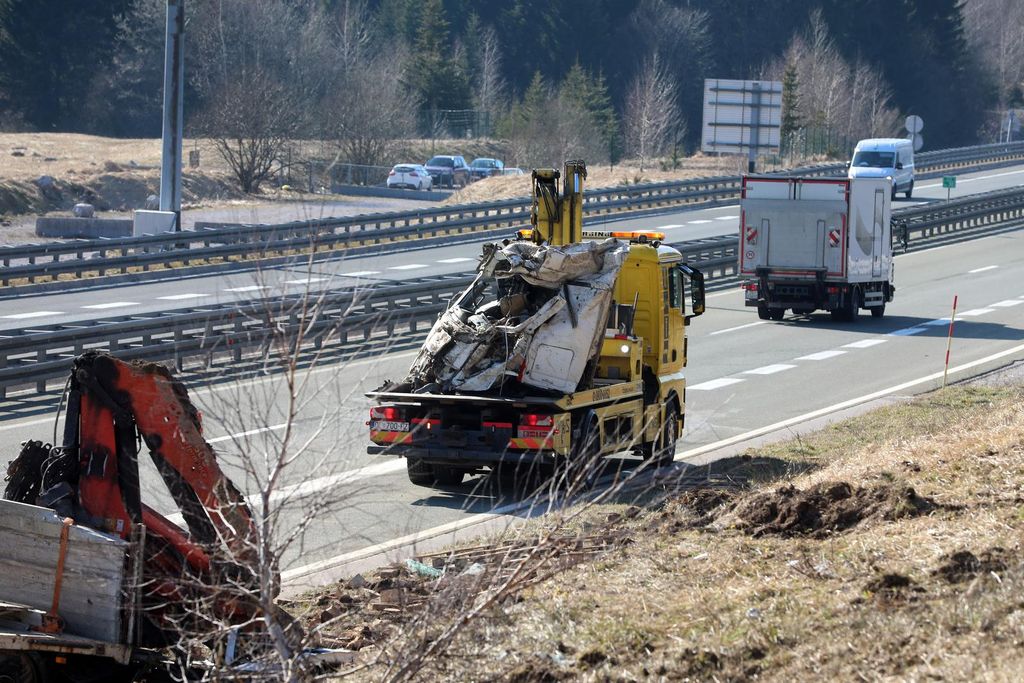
<box><xmin>740</xmin><ymin>176</ymin><xmax>892</xmax><ymax>283</ymax></box>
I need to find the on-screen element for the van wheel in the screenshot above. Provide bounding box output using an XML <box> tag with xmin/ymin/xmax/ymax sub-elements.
<box><xmin>905</xmin><ymin>181</ymin><xmax>913</xmax><ymax>199</ymax></box>
<box><xmin>757</xmin><ymin>303</ymin><xmax>771</xmax><ymax>320</ymax></box>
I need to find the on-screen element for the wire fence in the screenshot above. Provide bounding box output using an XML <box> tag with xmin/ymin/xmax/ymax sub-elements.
<box><xmin>418</xmin><ymin>109</ymin><xmax>494</xmax><ymax>139</ymax></box>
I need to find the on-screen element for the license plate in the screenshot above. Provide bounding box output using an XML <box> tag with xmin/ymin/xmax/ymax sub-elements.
<box><xmin>517</xmin><ymin>428</ymin><xmax>551</xmax><ymax>438</ymax></box>
<box><xmin>371</xmin><ymin>420</ymin><xmax>410</xmax><ymax>432</ymax></box>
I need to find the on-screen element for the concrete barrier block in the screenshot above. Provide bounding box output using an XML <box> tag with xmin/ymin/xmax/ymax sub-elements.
<box><xmin>36</xmin><ymin>216</ymin><xmax>133</xmax><ymax>238</ymax></box>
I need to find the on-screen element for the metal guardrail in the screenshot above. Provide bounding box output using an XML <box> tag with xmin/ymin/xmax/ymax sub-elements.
<box><xmin>3</xmin><ymin>186</ymin><xmax>1024</xmax><ymax>399</ymax></box>
<box><xmin>3</xmin><ymin>142</ymin><xmax>1023</xmax><ymax>288</ymax></box>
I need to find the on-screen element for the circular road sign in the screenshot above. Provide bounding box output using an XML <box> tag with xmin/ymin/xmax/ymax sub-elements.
<box><xmin>910</xmin><ymin>133</ymin><xmax>924</xmax><ymax>151</ymax></box>
<box><xmin>905</xmin><ymin>115</ymin><xmax>924</xmax><ymax>135</ymax></box>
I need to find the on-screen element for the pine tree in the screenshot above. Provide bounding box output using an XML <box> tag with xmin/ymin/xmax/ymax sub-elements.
<box><xmin>781</xmin><ymin>61</ymin><xmax>801</xmax><ymax>141</ymax></box>
<box><xmin>404</xmin><ymin>0</ymin><xmax>471</xmax><ymax>113</ymax></box>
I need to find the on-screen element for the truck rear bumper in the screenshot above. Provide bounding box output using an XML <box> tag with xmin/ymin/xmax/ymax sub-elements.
<box><xmin>367</xmin><ymin>444</ymin><xmax>557</xmax><ymax>467</ymax></box>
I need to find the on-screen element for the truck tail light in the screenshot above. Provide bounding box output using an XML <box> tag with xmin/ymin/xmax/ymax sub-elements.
<box><xmin>520</xmin><ymin>414</ymin><xmax>553</xmax><ymax>427</ymax></box>
<box><xmin>742</xmin><ymin>282</ymin><xmax>758</xmax><ymax>292</ymax></box>
<box><xmin>369</xmin><ymin>405</ymin><xmax>400</xmax><ymax>421</ymax></box>
<box><xmin>827</xmin><ymin>286</ymin><xmax>841</xmax><ymax>294</ymax></box>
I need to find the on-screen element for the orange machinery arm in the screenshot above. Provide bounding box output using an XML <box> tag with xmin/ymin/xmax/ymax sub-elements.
<box><xmin>69</xmin><ymin>352</ymin><xmax>260</xmax><ymax>575</ymax></box>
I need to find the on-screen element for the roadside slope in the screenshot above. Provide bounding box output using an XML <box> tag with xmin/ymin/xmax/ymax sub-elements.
<box><xmin>297</xmin><ymin>371</ymin><xmax>1024</xmax><ymax>681</ymax></box>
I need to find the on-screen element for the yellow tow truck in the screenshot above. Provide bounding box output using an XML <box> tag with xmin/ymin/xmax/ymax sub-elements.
<box><xmin>367</xmin><ymin>161</ymin><xmax>705</xmax><ymax>486</ymax></box>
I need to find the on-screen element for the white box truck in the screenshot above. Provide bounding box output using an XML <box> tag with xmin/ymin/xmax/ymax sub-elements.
<box><xmin>739</xmin><ymin>176</ymin><xmax>894</xmax><ymax>321</ymax></box>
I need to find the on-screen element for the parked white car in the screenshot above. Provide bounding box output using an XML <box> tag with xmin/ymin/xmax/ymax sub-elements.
<box><xmin>387</xmin><ymin>164</ymin><xmax>433</xmax><ymax>191</ymax></box>
<box><xmin>502</xmin><ymin>167</ymin><xmax>525</xmax><ymax>176</ymax></box>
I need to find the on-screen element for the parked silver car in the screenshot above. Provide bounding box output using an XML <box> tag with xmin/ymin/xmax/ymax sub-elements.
<box><xmin>387</xmin><ymin>163</ymin><xmax>433</xmax><ymax>191</ymax></box>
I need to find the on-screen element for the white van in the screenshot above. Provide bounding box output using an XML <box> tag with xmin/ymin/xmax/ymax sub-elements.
<box><xmin>847</xmin><ymin>138</ymin><xmax>915</xmax><ymax>199</ymax></box>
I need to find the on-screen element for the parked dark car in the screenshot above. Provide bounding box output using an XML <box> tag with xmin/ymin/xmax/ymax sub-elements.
<box><xmin>469</xmin><ymin>157</ymin><xmax>504</xmax><ymax>181</ymax></box>
<box><xmin>425</xmin><ymin>155</ymin><xmax>470</xmax><ymax>188</ymax></box>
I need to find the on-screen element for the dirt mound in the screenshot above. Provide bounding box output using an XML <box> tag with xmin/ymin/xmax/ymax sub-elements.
<box><xmin>863</xmin><ymin>572</ymin><xmax>924</xmax><ymax>604</ymax></box>
<box><xmin>932</xmin><ymin>548</ymin><xmax>1010</xmax><ymax>583</ymax></box>
<box><xmin>725</xmin><ymin>481</ymin><xmax>936</xmax><ymax>538</ymax></box>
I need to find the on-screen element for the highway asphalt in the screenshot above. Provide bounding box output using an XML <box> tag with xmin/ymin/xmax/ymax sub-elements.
<box><xmin>2</xmin><ymin>165</ymin><xmax>1023</xmax><ymax>326</ymax></box>
<box><xmin>0</xmin><ymin>166</ymin><xmax>1022</xmax><ymax>592</ymax></box>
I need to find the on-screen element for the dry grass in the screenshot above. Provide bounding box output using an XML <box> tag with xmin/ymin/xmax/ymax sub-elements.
<box><xmin>296</xmin><ymin>383</ymin><xmax>1024</xmax><ymax>681</ymax></box>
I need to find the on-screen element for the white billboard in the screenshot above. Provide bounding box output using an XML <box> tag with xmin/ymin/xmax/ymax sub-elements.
<box><xmin>701</xmin><ymin>79</ymin><xmax>783</xmax><ymax>155</ymax></box>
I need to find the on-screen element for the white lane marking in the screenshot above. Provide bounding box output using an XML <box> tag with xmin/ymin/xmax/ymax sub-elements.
<box><xmin>968</xmin><ymin>265</ymin><xmax>998</xmax><ymax>274</ymax></box>
<box><xmin>224</xmin><ymin>285</ymin><xmax>268</xmax><ymax>293</ymax></box>
<box><xmin>709</xmin><ymin>321</ymin><xmax>766</xmax><ymax>336</ymax></box>
<box><xmin>992</xmin><ymin>300</ymin><xmax>1023</xmax><ymax>307</ymax></box>
<box><xmin>659</xmin><ymin>224</ymin><xmax>685</xmax><ymax>230</ymax></box>
<box><xmin>681</xmin><ymin>339</ymin><xmax>1024</xmax><ymax>461</ymax></box>
<box><xmin>285</xmin><ymin>338</ymin><xmax>1024</xmax><ymax>589</ymax></box>
<box><xmin>888</xmin><ymin>326</ymin><xmax>929</xmax><ymax>336</ymax></box>
<box><xmin>1</xmin><ymin>311</ymin><xmax>61</xmax><ymax>319</ymax></box>
<box><xmin>341</xmin><ymin>270</ymin><xmax>380</xmax><ymax>277</ymax></box>
<box><xmin>743</xmin><ymin>364</ymin><xmax>796</xmax><ymax>375</ymax></box>
<box><xmin>797</xmin><ymin>350</ymin><xmax>847</xmax><ymax>361</ymax></box>
<box><xmin>207</xmin><ymin>423</ymin><xmax>288</xmax><ymax>444</ymax></box>
<box><xmin>689</xmin><ymin>378</ymin><xmax>745</xmax><ymax>391</ymax></box>
<box><xmin>843</xmin><ymin>339</ymin><xmax>888</xmax><ymax>349</ymax></box>
<box><xmin>158</xmin><ymin>293</ymin><xmax>210</xmax><ymax>300</ymax></box>
<box><xmin>389</xmin><ymin>264</ymin><xmax>427</xmax><ymax>270</ymax></box>
<box><xmin>918</xmin><ymin>169</ymin><xmax>1024</xmax><ymax>189</ymax></box>
<box><xmin>437</xmin><ymin>257</ymin><xmax>474</xmax><ymax>264</ymax></box>
<box><xmin>714</xmin><ymin>215</ymin><xmax>738</xmax><ymax>221</ymax></box>
<box><xmin>81</xmin><ymin>301</ymin><xmax>139</xmax><ymax>310</ymax></box>
<box><xmin>284</xmin><ymin>277</ymin><xmax>327</xmax><ymax>285</ymax></box>
<box><xmin>959</xmin><ymin>308</ymin><xmax>995</xmax><ymax>316</ymax></box>
<box><xmin>688</xmin><ymin>219</ymin><xmax>713</xmax><ymax>224</ymax></box>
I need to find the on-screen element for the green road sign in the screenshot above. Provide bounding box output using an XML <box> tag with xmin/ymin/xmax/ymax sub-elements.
<box><xmin>942</xmin><ymin>176</ymin><xmax>957</xmax><ymax>188</ymax></box>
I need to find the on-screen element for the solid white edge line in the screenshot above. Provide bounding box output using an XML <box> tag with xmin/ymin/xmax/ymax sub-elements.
<box><xmin>282</xmin><ymin>341</ymin><xmax>1024</xmax><ymax>587</ymax></box>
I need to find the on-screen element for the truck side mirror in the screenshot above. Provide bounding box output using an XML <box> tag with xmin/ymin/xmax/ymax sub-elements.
<box><xmin>845</xmin><ymin>161</ymin><xmax>851</xmax><ymax>169</ymax></box>
<box><xmin>678</xmin><ymin>263</ymin><xmax>705</xmax><ymax>322</ymax></box>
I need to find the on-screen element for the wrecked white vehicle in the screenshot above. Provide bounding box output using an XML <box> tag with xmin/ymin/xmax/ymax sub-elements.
<box><xmin>383</xmin><ymin>238</ymin><xmax>628</xmax><ymax>395</ymax></box>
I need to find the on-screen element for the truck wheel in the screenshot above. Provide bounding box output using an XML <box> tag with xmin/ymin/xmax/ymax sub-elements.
<box><xmin>433</xmin><ymin>466</ymin><xmax>465</xmax><ymax>486</ymax></box>
<box><xmin>644</xmin><ymin>404</ymin><xmax>679</xmax><ymax>468</ymax></box>
<box><xmin>769</xmin><ymin>308</ymin><xmax>785</xmax><ymax>321</ymax></box>
<box><xmin>562</xmin><ymin>412</ymin><xmax>601</xmax><ymax>491</ymax></box>
<box><xmin>848</xmin><ymin>288</ymin><xmax>860</xmax><ymax>321</ymax></box>
<box><xmin>0</xmin><ymin>653</ymin><xmax>47</xmax><ymax>683</ymax></box>
<box><xmin>757</xmin><ymin>303</ymin><xmax>771</xmax><ymax>320</ymax></box>
<box><xmin>871</xmin><ymin>303</ymin><xmax>886</xmax><ymax>318</ymax></box>
<box><xmin>406</xmin><ymin>458</ymin><xmax>436</xmax><ymax>487</ymax></box>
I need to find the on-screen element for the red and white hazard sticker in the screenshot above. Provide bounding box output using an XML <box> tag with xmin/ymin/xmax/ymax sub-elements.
<box><xmin>828</xmin><ymin>228</ymin><xmax>841</xmax><ymax>247</ymax></box>
<box><xmin>745</xmin><ymin>226</ymin><xmax>758</xmax><ymax>243</ymax></box>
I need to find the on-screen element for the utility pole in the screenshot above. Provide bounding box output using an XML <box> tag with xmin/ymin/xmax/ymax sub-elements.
<box><xmin>160</xmin><ymin>0</ymin><xmax>185</xmax><ymax>231</ymax></box>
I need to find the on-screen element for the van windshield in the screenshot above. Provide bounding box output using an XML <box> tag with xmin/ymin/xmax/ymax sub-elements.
<box><xmin>852</xmin><ymin>151</ymin><xmax>896</xmax><ymax>168</ymax></box>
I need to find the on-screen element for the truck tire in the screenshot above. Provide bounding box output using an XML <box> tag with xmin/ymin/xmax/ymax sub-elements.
<box><xmin>406</xmin><ymin>458</ymin><xmax>465</xmax><ymax>487</ymax></box>
<box><xmin>0</xmin><ymin>652</ymin><xmax>48</xmax><ymax>683</ymax></box>
<box><xmin>433</xmin><ymin>466</ymin><xmax>465</xmax><ymax>486</ymax></box>
<box><xmin>769</xmin><ymin>308</ymin><xmax>785</xmax><ymax>321</ymax></box>
<box><xmin>644</xmin><ymin>404</ymin><xmax>679</xmax><ymax>468</ymax></box>
<box><xmin>406</xmin><ymin>458</ymin><xmax>436</xmax><ymax>486</ymax></box>
<box><xmin>832</xmin><ymin>288</ymin><xmax>860</xmax><ymax>322</ymax></box>
<box><xmin>757</xmin><ymin>303</ymin><xmax>771</xmax><ymax>320</ymax></box>
<box><xmin>562</xmin><ymin>412</ymin><xmax>601</xmax><ymax>491</ymax></box>
<box><xmin>871</xmin><ymin>302</ymin><xmax>886</xmax><ymax>318</ymax></box>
